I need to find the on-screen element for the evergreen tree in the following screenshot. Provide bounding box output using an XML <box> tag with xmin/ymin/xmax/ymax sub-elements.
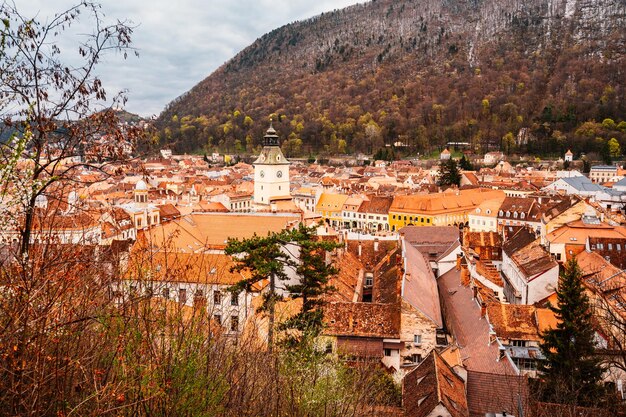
<box><xmin>537</xmin><ymin>257</ymin><xmax>606</xmax><ymax>406</ymax></box>
<box><xmin>459</xmin><ymin>154</ymin><xmax>473</xmax><ymax>171</ymax></box>
<box><xmin>226</xmin><ymin>224</ymin><xmax>340</xmax><ymax>349</ymax></box>
<box><xmin>225</xmin><ymin>232</ymin><xmax>291</xmax><ymax>352</ymax></box>
<box><xmin>437</xmin><ymin>158</ymin><xmax>461</xmax><ymax>187</ymax></box>
<box><xmin>281</xmin><ymin>224</ymin><xmax>340</xmax><ymax>335</ymax></box>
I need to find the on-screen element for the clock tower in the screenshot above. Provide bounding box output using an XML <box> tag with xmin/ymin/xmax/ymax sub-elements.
<box><xmin>253</xmin><ymin>123</ymin><xmax>290</xmax><ymax>205</ymax></box>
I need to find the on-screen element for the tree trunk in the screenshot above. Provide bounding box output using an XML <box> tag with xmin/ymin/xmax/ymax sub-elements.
<box><xmin>268</xmin><ymin>272</ymin><xmax>275</xmax><ymax>353</ymax></box>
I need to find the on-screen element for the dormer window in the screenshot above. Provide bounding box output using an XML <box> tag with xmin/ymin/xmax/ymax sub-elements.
<box><xmin>486</xmin><ymin>209</ymin><xmax>491</xmax><ymax>215</ymax></box>
<box><xmin>499</xmin><ymin>210</ymin><xmax>504</xmax><ymax>216</ymax></box>
<box><xmin>506</xmin><ymin>211</ymin><xmax>511</xmax><ymax>217</ymax></box>
<box><xmin>513</xmin><ymin>212</ymin><xmax>518</xmax><ymax>219</ymax></box>
<box><xmin>476</xmin><ymin>208</ymin><xmax>481</xmax><ymax>214</ymax></box>
<box><xmin>520</xmin><ymin>212</ymin><xmax>525</xmax><ymax>219</ymax></box>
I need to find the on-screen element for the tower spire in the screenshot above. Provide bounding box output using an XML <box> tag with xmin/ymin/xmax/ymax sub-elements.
<box><xmin>263</xmin><ymin>120</ymin><xmax>279</xmax><ymax>146</ymax></box>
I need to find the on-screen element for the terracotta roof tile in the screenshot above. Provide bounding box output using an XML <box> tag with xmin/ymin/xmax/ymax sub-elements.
<box><xmin>323</xmin><ymin>302</ymin><xmax>400</xmax><ymax>339</ymax></box>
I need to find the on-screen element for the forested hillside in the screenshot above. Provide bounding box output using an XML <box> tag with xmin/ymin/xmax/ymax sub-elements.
<box><xmin>156</xmin><ymin>0</ymin><xmax>626</xmax><ymax>158</ymax></box>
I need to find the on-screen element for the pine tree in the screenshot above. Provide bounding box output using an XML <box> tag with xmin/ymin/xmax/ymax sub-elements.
<box><xmin>281</xmin><ymin>224</ymin><xmax>340</xmax><ymax>335</ymax></box>
<box><xmin>437</xmin><ymin>158</ymin><xmax>461</xmax><ymax>187</ymax></box>
<box><xmin>537</xmin><ymin>257</ymin><xmax>606</xmax><ymax>406</ymax></box>
<box><xmin>226</xmin><ymin>224</ymin><xmax>340</xmax><ymax>349</ymax></box>
<box><xmin>225</xmin><ymin>232</ymin><xmax>291</xmax><ymax>352</ymax></box>
<box><xmin>459</xmin><ymin>154</ymin><xmax>473</xmax><ymax>171</ymax></box>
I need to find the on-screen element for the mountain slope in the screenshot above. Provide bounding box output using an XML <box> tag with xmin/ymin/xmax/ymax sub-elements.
<box><xmin>157</xmin><ymin>0</ymin><xmax>626</xmax><ymax>157</ymax></box>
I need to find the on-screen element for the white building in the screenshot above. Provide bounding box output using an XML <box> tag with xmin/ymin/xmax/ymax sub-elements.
<box><xmin>589</xmin><ymin>165</ymin><xmax>618</xmax><ymax>183</ymax></box>
<box><xmin>501</xmin><ymin>229</ymin><xmax>559</xmax><ymax>305</ymax></box>
<box><xmin>468</xmin><ymin>197</ymin><xmax>505</xmax><ymax>232</ymax></box>
<box><xmin>253</xmin><ymin>124</ymin><xmax>290</xmax><ymax>206</ymax></box>
<box><xmin>564</xmin><ymin>149</ymin><xmax>573</xmax><ymax>162</ymax></box>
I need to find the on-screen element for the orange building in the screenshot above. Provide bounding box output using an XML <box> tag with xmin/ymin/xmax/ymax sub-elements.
<box><xmin>388</xmin><ymin>188</ymin><xmax>505</xmax><ymax>231</ymax></box>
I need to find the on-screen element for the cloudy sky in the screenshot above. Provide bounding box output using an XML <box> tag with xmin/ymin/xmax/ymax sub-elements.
<box><xmin>22</xmin><ymin>1</ymin><xmax>361</xmax><ymax>117</ymax></box>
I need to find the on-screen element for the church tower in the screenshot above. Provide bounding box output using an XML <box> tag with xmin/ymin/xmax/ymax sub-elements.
<box><xmin>253</xmin><ymin>123</ymin><xmax>290</xmax><ymax>205</ymax></box>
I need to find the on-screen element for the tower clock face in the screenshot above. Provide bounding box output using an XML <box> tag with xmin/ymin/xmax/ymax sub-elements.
<box><xmin>276</xmin><ymin>170</ymin><xmax>283</xmax><ymax>178</ymax></box>
<box><xmin>260</xmin><ymin>170</ymin><xmax>265</xmax><ymax>178</ymax></box>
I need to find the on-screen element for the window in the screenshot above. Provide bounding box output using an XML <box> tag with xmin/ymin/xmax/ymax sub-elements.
<box><xmin>214</xmin><ymin>290</ymin><xmax>222</xmax><ymax>304</ymax></box>
<box><xmin>417</xmin><ymin>394</ymin><xmax>430</xmax><ymax>406</ymax></box>
<box><xmin>384</xmin><ymin>348</ymin><xmax>392</xmax><ymax>357</ymax></box>
<box><xmin>413</xmin><ymin>334</ymin><xmax>422</xmax><ymax>345</ymax></box>
<box><xmin>231</xmin><ymin>293</ymin><xmax>239</xmax><ymax>306</ymax></box>
<box><xmin>598</xmin><ymin>243</ymin><xmax>604</xmax><ymax>250</ymax></box>
<box><xmin>162</xmin><ymin>287</ymin><xmax>170</xmax><ymax>299</ymax></box>
<box><xmin>499</xmin><ymin>210</ymin><xmax>504</xmax><ymax>216</ymax></box>
<box><xmin>426</xmin><ymin>218</ymin><xmax>430</xmax><ymax>223</ymax></box>
<box><xmin>365</xmin><ymin>273</ymin><xmax>373</xmax><ymax>287</ymax></box>
<box><xmin>513</xmin><ymin>212</ymin><xmax>518</xmax><ymax>218</ymax></box>
<box><xmin>618</xmin><ymin>244</ymin><xmax>622</xmax><ymax>251</ymax></box>
<box><xmin>513</xmin><ymin>357</ymin><xmax>537</xmax><ymax>371</ymax></box>
<box><xmin>179</xmin><ymin>288</ymin><xmax>187</xmax><ymax>304</ymax></box>
<box><xmin>214</xmin><ymin>314</ymin><xmax>221</xmax><ymax>325</ymax></box>
<box><xmin>520</xmin><ymin>212</ymin><xmax>525</xmax><ymax>219</ymax></box>
<box><xmin>411</xmin><ymin>354</ymin><xmax>422</xmax><ymax>363</ymax></box>
<box><xmin>230</xmin><ymin>316</ymin><xmax>239</xmax><ymax>332</ymax></box>
<box><xmin>511</xmin><ymin>340</ymin><xmax>527</xmax><ymax>347</ymax></box>
<box><xmin>609</xmin><ymin>243</ymin><xmax>613</xmax><ymax>250</ymax></box>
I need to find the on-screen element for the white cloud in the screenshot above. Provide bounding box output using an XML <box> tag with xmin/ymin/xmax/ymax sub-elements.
<box><xmin>19</xmin><ymin>0</ymin><xmax>361</xmax><ymax>117</ymax></box>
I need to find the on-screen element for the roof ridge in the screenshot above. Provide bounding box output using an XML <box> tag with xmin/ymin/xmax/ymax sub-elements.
<box><xmin>433</xmin><ymin>350</ymin><xmax>442</xmax><ymax>404</ymax></box>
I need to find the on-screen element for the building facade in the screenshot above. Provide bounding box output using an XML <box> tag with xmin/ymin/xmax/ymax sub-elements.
<box><xmin>253</xmin><ymin>124</ymin><xmax>290</xmax><ymax>205</ymax></box>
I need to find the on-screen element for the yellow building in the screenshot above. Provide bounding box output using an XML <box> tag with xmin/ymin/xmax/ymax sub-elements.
<box><xmin>315</xmin><ymin>193</ymin><xmax>349</xmax><ymax>228</ymax></box>
<box><xmin>388</xmin><ymin>189</ymin><xmax>505</xmax><ymax>231</ymax></box>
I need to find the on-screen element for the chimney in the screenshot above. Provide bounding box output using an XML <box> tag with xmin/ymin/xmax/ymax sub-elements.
<box><xmin>358</xmin><ymin>242</ymin><xmax>362</xmax><ymax>258</ymax></box>
<box><xmin>472</xmin><ymin>285</ymin><xmax>478</xmax><ymax>300</ymax></box>
<box><xmin>374</xmin><ymin>238</ymin><xmax>379</xmax><ymax>252</ymax></box>
<box><xmin>480</xmin><ymin>302</ymin><xmax>487</xmax><ymax>318</ymax></box>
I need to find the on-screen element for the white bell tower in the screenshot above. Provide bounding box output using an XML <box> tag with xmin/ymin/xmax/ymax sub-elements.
<box><xmin>253</xmin><ymin>123</ymin><xmax>290</xmax><ymax>205</ymax></box>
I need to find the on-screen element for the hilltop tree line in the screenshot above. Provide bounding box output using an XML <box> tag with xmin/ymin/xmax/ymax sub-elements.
<box><xmin>156</xmin><ymin>0</ymin><xmax>625</xmax><ymax>159</ymax></box>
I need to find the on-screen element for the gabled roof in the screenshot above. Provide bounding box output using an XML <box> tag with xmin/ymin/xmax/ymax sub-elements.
<box><xmin>547</xmin><ymin>220</ymin><xmax>626</xmax><ymax>245</ymax></box>
<box><xmin>463</xmin><ymin>230</ymin><xmax>502</xmax><ymax>248</ymax></box>
<box><xmin>402</xmin><ymin>243</ymin><xmax>443</xmax><ymax>327</ymax></box>
<box><xmin>316</xmin><ymin>193</ymin><xmax>349</xmax><ymax>212</ymax></box>
<box><xmin>390</xmin><ymin>189</ymin><xmax>505</xmax><ymax>215</ymax></box>
<box><xmin>366</xmin><ymin>195</ymin><xmax>393</xmax><ymax>214</ymax></box>
<box><xmin>400</xmin><ymin>226</ymin><xmax>460</xmax><ymax>246</ymax></box>
<box><xmin>486</xmin><ymin>303</ymin><xmax>547</xmax><ymax>341</ymax></box>
<box><xmin>403</xmin><ymin>350</ymin><xmax>469</xmax><ymax>417</ymax></box>
<box><xmin>578</xmin><ymin>250</ymin><xmax>626</xmax><ymax>295</ymax></box>
<box><xmin>502</xmin><ymin>228</ymin><xmax>536</xmax><ymax>257</ymax></box>
<box><xmin>557</xmin><ymin>176</ymin><xmax>605</xmax><ymax>192</ymax></box>
<box><xmin>503</xmin><ymin>228</ymin><xmax>557</xmax><ymax>278</ymax></box>
<box><xmin>323</xmin><ymin>301</ymin><xmax>400</xmax><ymax>339</ymax></box>
<box><xmin>126</xmin><ymin>251</ymin><xmax>250</xmax><ymax>285</ymax></box>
